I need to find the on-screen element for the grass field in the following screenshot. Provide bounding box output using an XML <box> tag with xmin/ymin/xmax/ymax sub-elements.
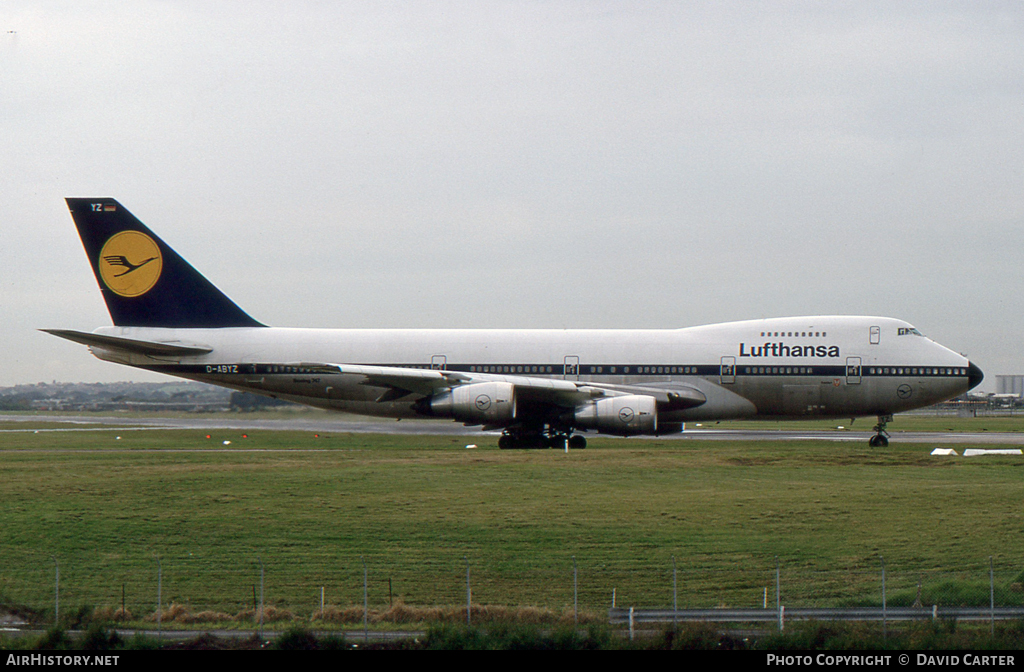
<box><xmin>0</xmin><ymin>413</ymin><xmax>1021</xmax><ymax>628</ymax></box>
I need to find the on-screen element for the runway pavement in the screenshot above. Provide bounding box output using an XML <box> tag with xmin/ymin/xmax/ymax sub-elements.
<box><xmin>3</xmin><ymin>413</ymin><xmax>1023</xmax><ymax>445</ymax></box>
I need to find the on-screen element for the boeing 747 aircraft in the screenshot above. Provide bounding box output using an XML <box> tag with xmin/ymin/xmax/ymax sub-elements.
<box><xmin>46</xmin><ymin>198</ymin><xmax>983</xmax><ymax>448</ymax></box>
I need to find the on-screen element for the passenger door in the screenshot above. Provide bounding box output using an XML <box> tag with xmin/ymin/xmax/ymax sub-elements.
<box><xmin>564</xmin><ymin>355</ymin><xmax>580</xmax><ymax>381</ymax></box>
<box><xmin>846</xmin><ymin>357</ymin><xmax>862</xmax><ymax>385</ymax></box>
<box><xmin>720</xmin><ymin>356</ymin><xmax>736</xmax><ymax>384</ymax></box>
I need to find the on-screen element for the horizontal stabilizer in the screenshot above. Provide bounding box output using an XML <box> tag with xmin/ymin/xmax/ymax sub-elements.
<box><xmin>41</xmin><ymin>329</ymin><xmax>213</xmax><ymax>357</ymax></box>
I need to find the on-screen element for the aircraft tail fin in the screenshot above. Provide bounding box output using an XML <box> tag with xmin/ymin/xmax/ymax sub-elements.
<box><xmin>65</xmin><ymin>198</ymin><xmax>264</xmax><ymax>328</ymax></box>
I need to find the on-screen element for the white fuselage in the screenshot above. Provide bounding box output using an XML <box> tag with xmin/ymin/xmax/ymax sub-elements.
<box><xmin>89</xmin><ymin>315</ymin><xmax>974</xmax><ymax>424</ymax></box>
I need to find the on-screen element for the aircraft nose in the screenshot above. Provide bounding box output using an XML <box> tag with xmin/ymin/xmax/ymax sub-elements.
<box><xmin>967</xmin><ymin>361</ymin><xmax>984</xmax><ymax>391</ymax></box>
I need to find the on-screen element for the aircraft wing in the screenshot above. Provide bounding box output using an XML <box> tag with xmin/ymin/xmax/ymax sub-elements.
<box><xmin>576</xmin><ymin>381</ymin><xmax>708</xmax><ymax>410</ymax></box>
<box><xmin>41</xmin><ymin>329</ymin><xmax>213</xmax><ymax>357</ymax></box>
<box><xmin>324</xmin><ymin>363</ymin><xmax>706</xmax><ymax>410</ymax></box>
<box><xmin>327</xmin><ymin>363</ymin><xmax>471</xmax><ymax>399</ymax></box>
<box><xmin>326</xmin><ymin>363</ymin><xmax>585</xmax><ymax>403</ymax></box>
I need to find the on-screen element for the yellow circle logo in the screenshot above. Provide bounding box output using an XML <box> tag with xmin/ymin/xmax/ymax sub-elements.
<box><xmin>98</xmin><ymin>231</ymin><xmax>163</xmax><ymax>297</ymax></box>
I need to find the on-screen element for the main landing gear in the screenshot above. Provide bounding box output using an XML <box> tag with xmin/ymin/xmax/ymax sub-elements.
<box><xmin>869</xmin><ymin>415</ymin><xmax>892</xmax><ymax>447</ymax></box>
<box><xmin>498</xmin><ymin>429</ymin><xmax>587</xmax><ymax>450</ymax></box>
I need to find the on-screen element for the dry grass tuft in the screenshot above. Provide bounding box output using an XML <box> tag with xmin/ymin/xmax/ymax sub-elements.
<box><xmin>91</xmin><ymin>606</ymin><xmax>133</xmax><ymax>622</ymax></box>
<box><xmin>311</xmin><ymin>605</ymin><xmax>366</xmax><ymax>624</ymax></box>
<box><xmin>307</xmin><ymin>600</ymin><xmax>601</xmax><ymax>626</ymax></box>
<box><xmin>138</xmin><ymin>603</ymin><xmax>297</xmax><ymax>624</ymax></box>
<box><xmin>258</xmin><ymin>605</ymin><xmax>298</xmax><ymax>623</ymax></box>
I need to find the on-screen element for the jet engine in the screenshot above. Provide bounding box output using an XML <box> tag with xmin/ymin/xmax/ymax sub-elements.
<box><xmin>574</xmin><ymin>394</ymin><xmax>658</xmax><ymax>436</ymax></box>
<box><xmin>426</xmin><ymin>382</ymin><xmax>517</xmax><ymax>425</ymax></box>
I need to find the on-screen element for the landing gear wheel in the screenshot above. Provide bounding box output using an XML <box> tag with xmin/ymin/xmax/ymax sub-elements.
<box><xmin>499</xmin><ymin>428</ymin><xmax>586</xmax><ymax>449</ymax></box>
<box><xmin>868</xmin><ymin>414</ymin><xmax>892</xmax><ymax>448</ymax></box>
<box><xmin>498</xmin><ymin>431</ymin><xmax>546</xmax><ymax>449</ymax></box>
<box><xmin>568</xmin><ymin>435</ymin><xmax>587</xmax><ymax>449</ymax></box>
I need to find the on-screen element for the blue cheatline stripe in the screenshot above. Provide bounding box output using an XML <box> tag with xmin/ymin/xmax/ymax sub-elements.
<box><xmin>137</xmin><ymin>363</ymin><xmax>969</xmax><ymax>378</ymax></box>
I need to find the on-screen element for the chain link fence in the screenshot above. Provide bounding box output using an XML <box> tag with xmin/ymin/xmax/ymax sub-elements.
<box><xmin>1</xmin><ymin>552</ymin><xmax>1021</xmax><ymax>627</ymax></box>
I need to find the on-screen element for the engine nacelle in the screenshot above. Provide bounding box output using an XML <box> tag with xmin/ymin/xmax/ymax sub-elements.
<box><xmin>428</xmin><ymin>382</ymin><xmax>517</xmax><ymax>425</ymax></box>
<box><xmin>574</xmin><ymin>394</ymin><xmax>658</xmax><ymax>436</ymax></box>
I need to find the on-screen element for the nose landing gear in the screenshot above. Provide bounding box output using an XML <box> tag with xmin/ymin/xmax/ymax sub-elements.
<box><xmin>869</xmin><ymin>415</ymin><xmax>892</xmax><ymax>447</ymax></box>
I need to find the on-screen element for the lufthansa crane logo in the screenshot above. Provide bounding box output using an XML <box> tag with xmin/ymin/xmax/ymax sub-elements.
<box><xmin>98</xmin><ymin>231</ymin><xmax>163</xmax><ymax>297</ymax></box>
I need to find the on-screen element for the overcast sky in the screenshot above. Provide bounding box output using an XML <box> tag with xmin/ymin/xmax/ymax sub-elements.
<box><xmin>2</xmin><ymin>2</ymin><xmax>1021</xmax><ymax>390</ymax></box>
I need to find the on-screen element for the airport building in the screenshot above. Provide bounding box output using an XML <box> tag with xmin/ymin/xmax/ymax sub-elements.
<box><xmin>995</xmin><ymin>375</ymin><xmax>1024</xmax><ymax>397</ymax></box>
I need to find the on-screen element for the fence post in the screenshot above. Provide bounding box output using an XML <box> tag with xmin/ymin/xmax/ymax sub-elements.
<box><xmin>361</xmin><ymin>557</ymin><xmax>368</xmax><ymax>643</ymax></box>
<box><xmin>881</xmin><ymin>556</ymin><xmax>887</xmax><ymax>640</ymax></box>
<box><xmin>672</xmin><ymin>555</ymin><xmax>677</xmax><ymax>628</ymax></box>
<box><xmin>990</xmin><ymin>557</ymin><xmax>995</xmax><ymax>636</ymax></box>
<box><xmin>465</xmin><ymin>556</ymin><xmax>471</xmax><ymax>626</ymax></box>
<box><xmin>573</xmin><ymin>556</ymin><xmax>578</xmax><ymax>626</ymax></box>
<box><xmin>52</xmin><ymin>557</ymin><xmax>58</xmax><ymax>627</ymax></box>
<box><xmin>156</xmin><ymin>556</ymin><xmax>162</xmax><ymax>632</ymax></box>
<box><xmin>775</xmin><ymin>557</ymin><xmax>781</xmax><ymax>632</ymax></box>
<box><xmin>258</xmin><ymin>557</ymin><xmax>265</xmax><ymax>640</ymax></box>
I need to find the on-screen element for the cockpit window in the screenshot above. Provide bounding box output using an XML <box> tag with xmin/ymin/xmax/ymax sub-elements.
<box><xmin>898</xmin><ymin>327</ymin><xmax>924</xmax><ymax>337</ymax></box>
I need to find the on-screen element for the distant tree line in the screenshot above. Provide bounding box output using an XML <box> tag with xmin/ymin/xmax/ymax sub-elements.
<box><xmin>229</xmin><ymin>391</ymin><xmax>295</xmax><ymax>411</ymax></box>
